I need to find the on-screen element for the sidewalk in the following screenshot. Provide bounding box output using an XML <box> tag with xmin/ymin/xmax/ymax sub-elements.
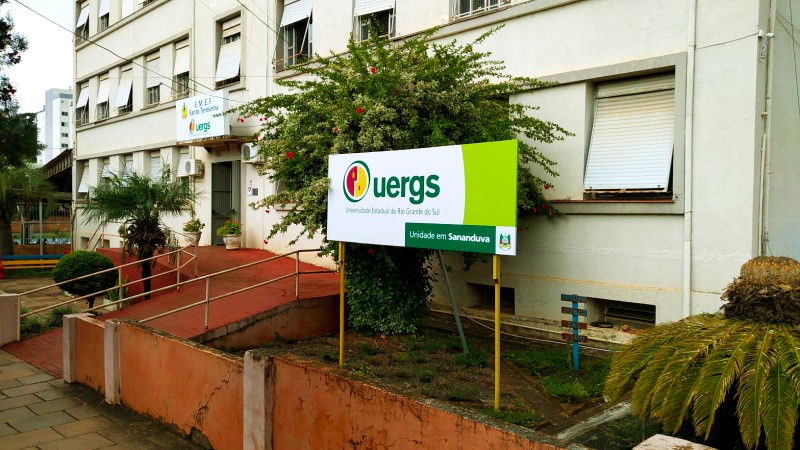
<box><xmin>0</xmin><ymin>350</ymin><xmax>201</xmax><ymax>449</ymax></box>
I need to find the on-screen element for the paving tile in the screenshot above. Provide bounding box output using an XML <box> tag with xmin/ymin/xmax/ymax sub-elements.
<box><xmin>0</xmin><ymin>427</ymin><xmax>63</xmax><ymax>450</ymax></box>
<box><xmin>0</xmin><ymin>362</ymin><xmax>37</xmax><ymax>374</ymax></box>
<box><xmin>52</xmin><ymin>416</ymin><xmax>113</xmax><ymax>438</ymax></box>
<box><xmin>8</xmin><ymin>410</ymin><xmax>75</xmax><ymax>433</ymax></box>
<box><xmin>0</xmin><ymin>370</ymin><xmax>35</xmax><ymax>382</ymax></box>
<box><xmin>2</xmin><ymin>381</ymin><xmax>53</xmax><ymax>398</ymax></box>
<box><xmin>0</xmin><ymin>394</ymin><xmax>42</xmax><ymax>411</ymax></box>
<box><xmin>48</xmin><ymin>379</ymin><xmax>67</xmax><ymax>388</ymax></box>
<box><xmin>0</xmin><ymin>354</ymin><xmax>22</xmax><ymax>365</ymax></box>
<box><xmin>28</xmin><ymin>396</ymin><xmax>84</xmax><ymax>415</ymax></box>
<box><xmin>39</xmin><ymin>432</ymin><xmax>115</xmax><ymax>450</ymax></box>
<box><xmin>0</xmin><ymin>379</ymin><xmax>22</xmax><ymax>390</ymax></box>
<box><xmin>66</xmin><ymin>404</ymin><xmax>102</xmax><ymax>420</ymax></box>
<box><xmin>145</xmin><ymin>430</ymin><xmax>198</xmax><ymax>448</ymax></box>
<box><xmin>0</xmin><ymin>406</ymin><xmax>35</xmax><ymax>421</ymax></box>
<box><xmin>17</xmin><ymin>373</ymin><xmax>54</xmax><ymax>385</ymax></box>
<box><xmin>36</xmin><ymin>388</ymin><xmax>73</xmax><ymax>401</ymax></box>
<box><xmin>0</xmin><ymin>421</ymin><xmax>17</xmax><ymax>437</ymax></box>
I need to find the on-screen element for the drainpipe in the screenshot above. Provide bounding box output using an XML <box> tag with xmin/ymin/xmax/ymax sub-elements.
<box><xmin>682</xmin><ymin>0</ymin><xmax>698</xmax><ymax>318</ymax></box>
<box><xmin>757</xmin><ymin>0</ymin><xmax>777</xmax><ymax>255</ymax></box>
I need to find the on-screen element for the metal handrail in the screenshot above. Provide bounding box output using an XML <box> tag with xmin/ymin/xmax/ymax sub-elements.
<box><xmin>139</xmin><ymin>248</ymin><xmax>333</xmax><ymax>330</ymax></box>
<box><xmin>20</xmin><ymin>236</ymin><xmax>198</xmax><ymax>318</ymax></box>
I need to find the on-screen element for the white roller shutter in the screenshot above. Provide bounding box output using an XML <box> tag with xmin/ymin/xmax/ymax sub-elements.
<box><xmin>354</xmin><ymin>0</ymin><xmax>394</xmax><ymax>16</ymax></box>
<box><xmin>215</xmin><ymin>43</ymin><xmax>241</xmax><ymax>82</ymax></box>
<box><xmin>99</xmin><ymin>0</ymin><xmax>110</xmax><ymax>16</ymax></box>
<box><xmin>124</xmin><ymin>154</ymin><xmax>133</xmax><ymax>178</ymax></box>
<box><xmin>77</xmin><ymin>167</ymin><xmax>90</xmax><ymax>193</ymax></box>
<box><xmin>76</xmin><ymin>6</ymin><xmax>89</xmax><ymax>28</ymax></box>
<box><xmin>96</xmin><ymin>79</ymin><xmax>110</xmax><ymax>104</ymax></box>
<box><xmin>222</xmin><ymin>16</ymin><xmax>242</xmax><ymax>30</ymax></box>
<box><xmin>280</xmin><ymin>0</ymin><xmax>313</xmax><ymax>27</ymax></box>
<box><xmin>75</xmin><ymin>88</ymin><xmax>89</xmax><ymax>109</ymax></box>
<box><xmin>146</xmin><ymin>57</ymin><xmax>161</xmax><ymax>88</ymax></box>
<box><xmin>176</xmin><ymin>152</ymin><xmax>190</xmax><ymax>177</ymax></box>
<box><xmin>101</xmin><ymin>159</ymin><xmax>111</xmax><ymax>178</ymax></box>
<box><xmin>174</xmin><ymin>41</ymin><xmax>190</xmax><ymax>75</ymax></box>
<box><xmin>150</xmin><ymin>153</ymin><xmax>162</xmax><ymax>179</ymax></box>
<box><xmin>114</xmin><ymin>70</ymin><xmax>133</xmax><ymax>108</ymax></box>
<box><xmin>584</xmin><ymin>74</ymin><xmax>675</xmax><ymax>191</ymax></box>
<box><xmin>122</xmin><ymin>0</ymin><xmax>133</xmax><ymax>17</ymax></box>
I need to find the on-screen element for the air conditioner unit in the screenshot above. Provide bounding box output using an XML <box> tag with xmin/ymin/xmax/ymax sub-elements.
<box><xmin>184</xmin><ymin>159</ymin><xmax>204</xmax><ymax>177</ymax></box>
<box><xmin>241</xmin><ymin>143</ymin><xmax>263</xmax><ymax>163</ymax></box>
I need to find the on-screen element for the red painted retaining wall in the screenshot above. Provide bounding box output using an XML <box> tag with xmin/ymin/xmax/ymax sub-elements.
<box><xmin>117</xmin><ymin>322</ymin><xmax>244</xmax><ymax>450</ymax></box>
<box><xmin>271</xmin><ymin>355</ymin><xmax>570</xmax><ymax>450</ymax></box>
<box><xmin>74</xmin><ymin>317</ymin><xmax>105</xmax><ymax>392</ymax></box>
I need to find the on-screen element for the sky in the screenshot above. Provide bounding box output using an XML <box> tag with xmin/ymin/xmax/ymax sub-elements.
<box><xmin>3</xmin><ymin>0</ymin><xmax>73</xmax><ymax>114</ymax></box>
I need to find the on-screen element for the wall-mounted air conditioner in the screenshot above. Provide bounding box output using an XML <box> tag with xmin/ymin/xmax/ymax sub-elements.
<box><xmin>241</xmin><ymin>143</ymin><xmax>263</xmax><ymax>163</ymax></box>
<box><xmin>183</xmin><ymin>159</ymin><xmax>204</xmax><ymax>177</ymax></box>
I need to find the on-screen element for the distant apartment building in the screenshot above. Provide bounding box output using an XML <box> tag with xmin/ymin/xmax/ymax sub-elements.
<box><xmin>73</xmin><ymin>0</ymin><xmax>799</xmax><ymax>326</ymax></box>
<box><xmin>36</xmin><ymin>88</ymin><xmax>73</xmax><ymax>165</ymax></box>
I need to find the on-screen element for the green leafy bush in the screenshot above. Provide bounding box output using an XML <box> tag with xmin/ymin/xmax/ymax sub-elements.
<box><xmin>45</xmin><ymin>305</ymin><xmax>76</xmax><ymax>328</ymax></box>
<box><xmin>52</xmin><ymin>251</ymin><xmax>117</xmax><ymax>306</ymax></box>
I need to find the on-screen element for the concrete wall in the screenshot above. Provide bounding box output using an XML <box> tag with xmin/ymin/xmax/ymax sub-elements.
<box><xmin>198</xmin><ymin>295</ymin><xmax>339</xmax><ymax>351</ymax></box>
<box><xmin>268</xmin><ymin>355</ymin><xmax>570</xmax><ymax>450</ymax></box>
<box><xmin>764</xmin><ymin>0</ymin><xmax>800</xmax><ymax>260</ymax></box>
<box><xmin>116</xmin><ymin>321</ymin><xmax>244</xmax><ymax>450</ymax></box>
<box><xmin>75</xmin><ymin>317</ymin><xmax>105</xmax><ymax>392</ymax></box>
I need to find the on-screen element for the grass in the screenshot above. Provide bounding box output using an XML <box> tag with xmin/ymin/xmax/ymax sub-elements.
<box><xmin>503</xmin><ymin>347</ymin><xmax>610</xmax><ymax>402</ymax></box>
<box><xmin>19</xmin><ymin>304</ymin><xmax>76</xmax><ymax>337</ymax></box>
<box><xmin>482</xmin><ymin>408</ymin><xmax>539</xmax><ymax>428</ymax></box>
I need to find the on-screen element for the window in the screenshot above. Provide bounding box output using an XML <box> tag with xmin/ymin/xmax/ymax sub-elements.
<box><xmin>138</xmin><ymin>0</ymin><xmax>156</xmax><ymax>9</ymax></box>
<box><xmin>75</xmin><ymin>83</ymin><xmax>89</xmax><ymax>126</ymax></box>
<box><xmin>75</xmin><ymin>2</ymin><xmax>89</xmax><ymax>43</ymax></box>
<box><xmin>150</xmin><ymin>152</ymin><xmax>162</xmax><ymax>179</ymax></box>
<box><xmin>452</xmin><ymin>0</ymin><xmax>509</xmax><ymax>19</ymax></box>
<box><xmin>77</xmin><ymin>161</ymin><xmax>90</xmax><ymax>197</ymax></box>
<box><xmin>215</xmin><ymin>17</ymin><xmax>242</xmax><ymax>88</ymax></box>
<box><xmin>145</xmin><ymin>53</ymin><xmax>161</xmax><ymax>106</ymax></box>
<box><xmin>96</xmin><ymin>75</ymin><xmax>110</xmax><ymax>120</ymax></box>
<box><xmin>354</xmin><ymin>0</ymin><xmax>395</xmax><ymax>41</ymax></box>
<box><xmin>123</xmin><ymin>154</ymin><xmax>133</xmax><ymax>178</ymax></box>
<box><xmin>122</xmin><ymin>0</ymin><xmax>134</xmax><ymax>17</ymax></box>
<box><xmin>278</xmin><ymin>0</ymin><xmax>312</xmax><ymax>70</ymax></box>
<box><xmin>61</xmin><ymin>133</ymin><xmax>69</xmax><ymax>138</ymax></box>
<box><xmin>115</xmin><ymin>66</ymin><xmax>133</xmax><ymax>114</ymax></box>
<box><xmin>101</xmin><ymin>158</ymin><xmax>111</xmax><ymax>179</ymax></box>
<box><xmin>61</xmin><ymin>122</ymin><xmax>66</xmax><ymax>126</ymax></box>
<box><xmin>98</xmin><ymin>0</ymin><xmax>109</xmax><ymax>31</ymax></box>
<box><xmin>584</xmin><ymin>73</ymin><xmax>675</xmax><ymax>194</ymax></box>
<box><xmin>62</xmin><ymin>144</ymin><xmax>68</xmax><ymax>148</ymax></box>
<box><xmin>173</xmin><ymin>40</ymin><xmax>190</xmax><ymax>98</ymax></box>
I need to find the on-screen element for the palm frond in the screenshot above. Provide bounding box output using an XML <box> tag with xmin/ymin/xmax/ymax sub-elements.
<box><xmin>736</xmin><ymin>324</ymin><xmax>775</xmax><ymax>449</ymax></box>
<box><xmin>762</xmin><ymin>326</ymin><xmax>800</xmax><ymax>450</ymax></box>
<box><xmin>690</xmin><ymin>321</ymin><xmax>757</xmax><ymax>438</ymax></box>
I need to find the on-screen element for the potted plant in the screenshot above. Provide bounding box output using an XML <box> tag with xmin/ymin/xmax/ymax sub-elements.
<box><xmin>183</xmin><ymin>217</ymin><xmax>205</xmax><ymax>244</ymax></box>
<box><xmin>216</xmin><ymin>211</ymin><xmax>242</xmax><ymax>250</ymax></box>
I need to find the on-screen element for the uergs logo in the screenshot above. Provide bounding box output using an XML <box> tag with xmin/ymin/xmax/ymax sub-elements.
<box><xmin>343</xmin><ymin>161</ymin><xmax>370</xmax><ymax>202</ymax></box>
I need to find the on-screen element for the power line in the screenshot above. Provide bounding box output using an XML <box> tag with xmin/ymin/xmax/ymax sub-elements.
<box><xmin>14</xmin><ymin>0</ymin><xmax>260</xmax><ymax>105</ymax></box>
<box><xmin>789</xmin><ymin>0</ymin><xmax>800</xmax><ymax>122</ymax></box>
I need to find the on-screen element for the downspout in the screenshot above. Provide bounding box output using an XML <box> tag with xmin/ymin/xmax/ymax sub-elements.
<box><xmin>757</xmin><ymin>0</ymin><xmax>777</xmax><ymax>255</ymax></box>
<box><xmin>682</xmin><ymin>0</ymin><xmax>698</xmax><ymax>318</ymax></box>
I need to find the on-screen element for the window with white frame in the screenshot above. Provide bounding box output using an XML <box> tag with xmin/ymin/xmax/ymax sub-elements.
<box><xmin>149</xmin><ymin>152</ymin><xmax>162</xmax><ymax>179</ymax></box>
<box><xmin>583</xmin><ymin>73</ymin><xmax>676</xmax><ymax>194</ymax></box>
<box><xmin>138</xmin><ymin>0</ymin><xmax>156</xmax><ymax>9</ymax></box>
<box><xmin>75</xmin><ymin>2</ymin><xmax>89</xmax><ymax>42</ymax></box>
<box><xmin>123</xmin><ymin>154</ymin><xmax>133</xmax><ymax>178</ymax></box>
<box><xmin>452</xmin><ymin>0</ymin><xmax>509</xmax><ymax>19</ymax></box>
<box><xmin>145</xmin><ymin>53</ymin><xmax>161</xmax><ymax>106</ymax></box>
<box><xmin>115</xmin><ymin>66</ymin><xmax>133</xmax><ymax>114</ymax></box>
<box><xmin>101</xmin><ymin>158</ymin><xmax>111</xmax><ymax>179</ymax></box>
<box><xmin>98</xmin><ymin>0</ymin><xmax>110</xmax><ymax>31</ymax></box>
<box><xmin>173</xmin><ymin>39</ymin><xmax>190</xmax><ymax>98</ymax></box>
<box><xmin>77</xmin><ymin>161</ymin><xmax>90</xmax><ymax>198</ymax></box>
<box><xmin>354</xmin><ymin>0</ymin><xmax>395</xmax><ymax>41</ymax></box>
<box><xmin>75</xmin><ymin>83</ymin><xmax>89</xmax><ymax>126</ymax></box>
<box><xmin>215</xmin><ymin>16</ymin><xmax>242</xmax><ymax>88</ymax></box>
<box><xmin>279</xmin><ymin>0</ymin><xmax>312</xmax><ymax>70</ymax></box>
<box><xmin>96</xmin><ymin>75</ymin><xmax>110</xmax><ymax>120</ymax></box>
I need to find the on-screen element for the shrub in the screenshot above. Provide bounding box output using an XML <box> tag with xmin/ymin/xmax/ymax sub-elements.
<box><xmin>20</xmin><ymin>315</ymin><xmax>44</xmax><ymax>335</ymax></box>
<box><xmin>52</xmin><ymin>251</ymin><xmax>117</xmax><ymax>308</ymax></box>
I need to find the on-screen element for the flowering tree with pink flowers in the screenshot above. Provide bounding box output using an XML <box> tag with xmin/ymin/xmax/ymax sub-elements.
<box><xmin>233</xmin><ymin>27</ymin><xmax>568</xmax><ymax>334</ymax></box>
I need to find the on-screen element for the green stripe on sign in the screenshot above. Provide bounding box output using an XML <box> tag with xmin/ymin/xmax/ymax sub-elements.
<box><xmin>461</xmin><ymin>140</ymin><xmax>518</xmax><ymax>227</ymax></box>
<box><xmin>405</xmin><ymin>223</ymin><xmax>496</xmax><ymax>254</ymax></box>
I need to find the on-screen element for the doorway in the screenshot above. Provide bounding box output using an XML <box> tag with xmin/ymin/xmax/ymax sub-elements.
<box><xmin>211</xmin><ymin>161</ymin><xmax>241</xmax><ymax>245</ymax></box>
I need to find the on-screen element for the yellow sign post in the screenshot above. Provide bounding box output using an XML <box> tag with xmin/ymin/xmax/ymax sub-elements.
<box><xmin>339</xmin><ymin>242</ymin><xmax>345</xmax><ymax>367</ymax></box>
<box><xmin>493</xmin><ymin>255</ymin><xmax>501</xmax><ymax>410</ymax></box>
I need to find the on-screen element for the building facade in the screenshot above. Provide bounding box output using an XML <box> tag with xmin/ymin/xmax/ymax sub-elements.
<box><xmin>73</xmin><ymin>0</ymin><xmax>800</xmax><ymax>325</ymax></box>
<box><xmin>36</xmin><ymin>88</ymin><xmax>73</xmax><ymax>165</ymax></box>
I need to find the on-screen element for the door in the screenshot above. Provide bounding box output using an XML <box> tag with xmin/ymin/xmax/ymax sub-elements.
<box><xmin>211</xmin><ymin>162</ymin><xmax>233</xmax><ymax>246</ymax></box>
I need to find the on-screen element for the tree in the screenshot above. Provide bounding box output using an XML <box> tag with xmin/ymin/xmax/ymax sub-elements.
<box><xmin>604</xmin><ymin>256</ymin><xmax>800</xmax><ymax>450</ymax></box>
<box><xmin>81</xmin><ymin>169</ymin><xmax>196</xmax><ymax>299</ymax></box>
<box><xmin>0</xmin><ymin>164</ymin><xmax>56</xmax><ymax>255</ymax></box>
<box><xmin>234</xmin><ymin>27</ymin><xmax>568</xmax><ymax>334</ymax></box>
